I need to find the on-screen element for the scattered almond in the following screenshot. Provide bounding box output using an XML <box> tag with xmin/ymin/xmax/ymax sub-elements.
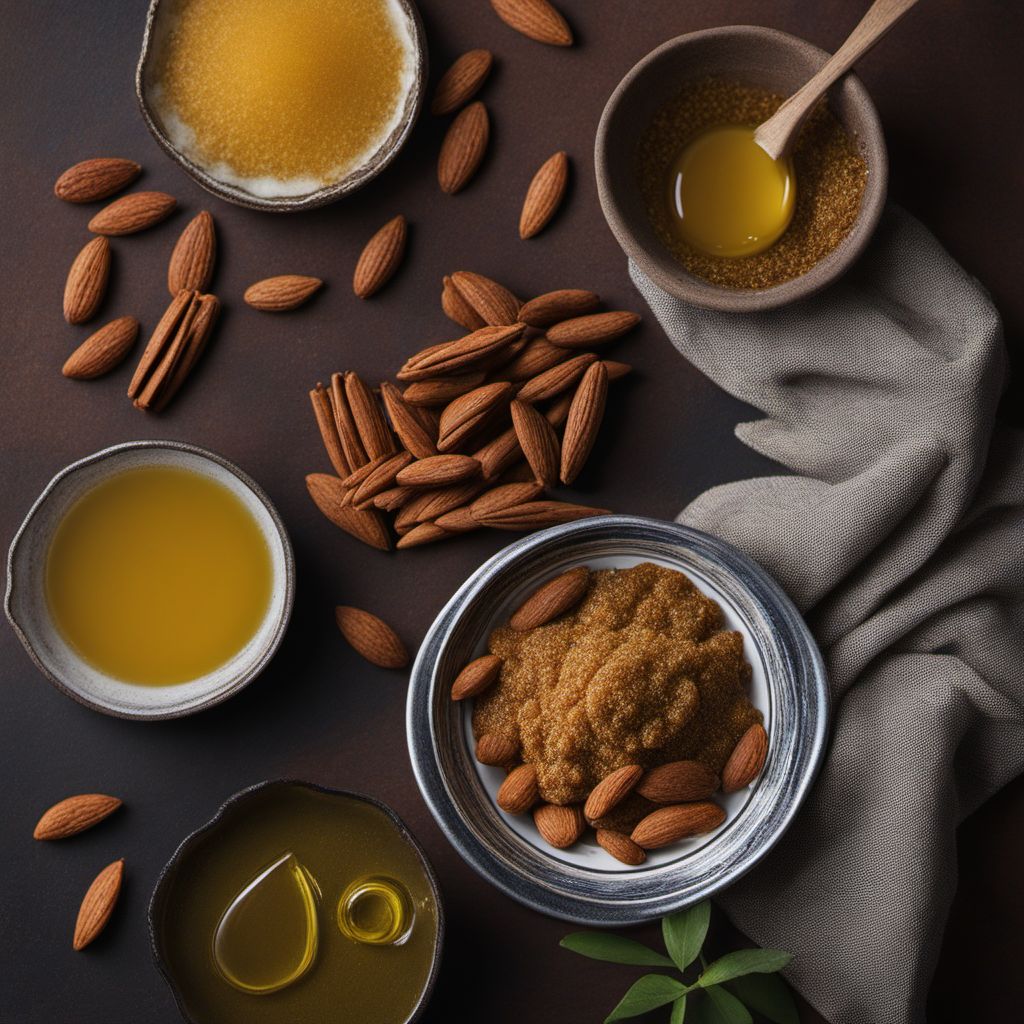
<box><xmin>377</xmin><ymin>380</ymin><xmax>439</xmax><ymax>459</ymax></box>
<box><xmin>244</xmin><ymin>275</ymin><xmax>323</xmax><ymax>311</ymax></box>
<box><xmin>722</xmin><ymin>723</ymin><xmax>769</xmax><ymax>793</ymax></box>
<box><xmin>345</xmin><ymin>371</ymin><xmax>396</xmax><ymax>460</ymax></box>
<box><xmin>438</xmin><ymin>101</ymin><xmax>490</xmax><ymax>195</ymax></box>
<box><xmin>510</xmin><ymin>400</ymin><xmax>559</xmax><ymax>486</ymax></box>
<box><xmin>631</xmin><ymin>803</ymin><xmax>726</xmax><ymax>849</ymax></box>
<box><xmin>449</xmin><ymin>271</ymin><xmax>521</xmax><ymax>327</ymax></box>
<box><xmin>584</xmin><ymin>765</ymin><xmax>643</xmax><ymax>822</ymax></box>
<box><xmin>548</xmin><ymin>310</ymin><xmax>641</xmax><ymax>348</ymax></box>
<box><xmin>490</xmin><ymin>0</ymin><xmax>573</xmax><ymax>46</ymax></box>
<box><xmin>402</xmin><ymin>372</ymin><xmax>487</xmax><ymax>407</ymax></box>
<box><xmin>305</xmin><ymin>474</ymin><xmax>391</xmax><ymax>550</ymax></box>
<box><xmin>335</xmin><ymin>606</ymin><xmax>409</xmax><ymax>669</ymax></box>
<box><xmin>33</xmin><ymin>794</ymin><xmax>123</xmax><ymax>841</ymax></box>
<box><xmin>517</xmin><ymin>351</ymin><xmax>598</xmax><ymax>403</ymax></box>
<box><xmin>88</xmin><ymin>191</ymin><xmax>176</xmax><ymax>235</ymax></box>
<box><xmin>331</xmin><ymin>373</ymin><xmax>370</xmax><ymax>470</ymax></box>
<box><xmin>353</xmin><ymin>215</ymin><xmax>407</xmax><ymax>299</ymax></box>
<box><xmin>496</xmin><ymin>764</ymin><xmax>539</xmax><ymax>814</ymax></box>
<box><xmin>398</xmin><ymin>324</ymin><xmax>525</xmax><ymax>381</ymax></box>
<box><xmin>499</xmin><ymin>338</ymin><xmax>568</xmax><ymax>381</ymax></box>
<box><xmin>54</xmin><ymin>158</ymin><xmax>141</xmax><ymax>203</ymax></box>
<box><xmin>560</xmin><ymin>361</ymin><xmax>608</xmax><ymax>485</ymax></box>
<box><xmin>441</xmin><ymin>274</ymin><xmax>486</xmax><ymax>330</ymax></box>
<box><xmin>351</xmin><ymin>451</ymin><xmax>413</xmax><ymax>507</ymax></box>
<box><xmin>596</xmin><ymin>829</ymin><xmax>647</xmax><ymax>866</ymax></box>
<box><xmin>310</xmin><ymin>383</ymin><xmax>351</xmax><ymax>478</ymax></box>
<box><xmin>469</xmin><ymin>481</ymin><xmax>543</xmax><ymax>519</ymax></box>
<box><xmin>518</xmin><ymin>289</ymin><xmax>600</xmax><ymax>328</ymax></box>
<box><xmin>510</xmin><ymin>566</ymin><xmax>590</xmax><ymax>629</ymax></box>
<box><xmin>438</xmin><ymin>381</ymin><xmax>513</xmax><ymax>451</ymax></box>
<box><xmin>533</xmin><ymin>803</ymin><xmax>585</xmax><ymax>848</ymax></box>
<box><xmin>519</xmin><ymin>151</ymin><xmax>569</xmax><ymax>239</ymax></box>
<box><xmin>398</xmin><ymin>454</ymin><xmax>481</xmax><ymax>489</ymax></box>
<box><xmin>475</xmin><ymin>500</ymin><xmax>610</xmax><ymax>530</ymax></box>
<box><xmin>62</xmin><ymin>317</ymin><xmax>138</xmax><ymax>380</ymax></box>
<box><xmin>636</xmin><ymin>761</ymin><xmax>720</xmax><ymax>804</ymax></box>
<box><xmin>432</xmin><ymin>49</ymin><xmax>494</xmax><ymax>115</ymax></box>
<box><xmin>73</xmin><ymin>859</ymin><xmax>124</xmax><ymax>951</ymax></box>
<box><xmin>396</xmin><ymin>522</ymin><xmax>452</xmax><ymax>549</ymax></box>
<box><xmin>63</xmin><ymin>236</ymin><xmax>110</xmax><ymax>324</ymax></box>
<box><xmin>451</xmin><ymin>654</ymin><xmax>502</xmax><ymax>700</ymax></box>
<box><xmin>167</xmin><ymin>211</ymin><xmax>216</xmax><ymax>294</ymax></box>
<box><xmin>433</xmin><ymin>505</ymin><xmax>481</xmax><ymax>533</ymax></box>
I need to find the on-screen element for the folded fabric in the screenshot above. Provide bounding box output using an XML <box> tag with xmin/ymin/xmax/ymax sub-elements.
<box><xmin>630</xmin><ymin>206</ymin><xmax>1024</xmax><ymax>1024</ymax></box>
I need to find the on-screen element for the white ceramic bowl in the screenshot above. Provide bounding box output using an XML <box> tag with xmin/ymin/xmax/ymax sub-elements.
<box><xmin>5</xmin><ymin>441</ymin><xmax>294</xmax><ymax>719</ymax></box>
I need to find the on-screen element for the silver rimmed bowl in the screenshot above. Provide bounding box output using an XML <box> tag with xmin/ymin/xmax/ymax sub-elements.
<box><xmin>407</xmin><ymin>515</ymin><xmax>828</xmax><ymax>925</ymax></box>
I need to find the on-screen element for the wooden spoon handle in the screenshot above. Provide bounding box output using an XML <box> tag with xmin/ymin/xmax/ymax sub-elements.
<box><xmin>755</xmin><ymin>0</ymin><xmax>919</xmax><ymax>160</ymax></box>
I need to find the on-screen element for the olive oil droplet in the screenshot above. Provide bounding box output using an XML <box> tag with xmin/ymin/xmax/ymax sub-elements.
<box><xmin>337</xmin><ymin>876</ymin><xmax>413</xmax><ymax>946</ymax></box>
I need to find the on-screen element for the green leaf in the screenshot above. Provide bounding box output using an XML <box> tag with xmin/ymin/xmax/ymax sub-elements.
<box><xmin>670</xmin><ymin>994</ymin><xmax>687</xmax><ymax>1024</ymax></box>
<box><xmin>662</xmin><ymin>901</ymin><xmax>711</xmax><ymax>972</ymax></box>
<box><xmin>728</xmin><ymin>973</ymin><xmax>799</xmax><ymax>1024</ymax></box>
<box><xmin>698</xmin><ymin>949</ymin><xmax>793</xmax><ymax>988</ymax></box>
<box><xmin>705</xmin><ymin>985</ymin><xmax>753</xmax><ymax>1024</ymax></box>
<box><xmin>561</xmin><ymin>932</ymin><xmax>676</xmax><ymax>968</ymax></box>
<box><xmin>604</xmin><ymin>975</ymin><xmax>688</xmax><ymax>1022</ymax></box>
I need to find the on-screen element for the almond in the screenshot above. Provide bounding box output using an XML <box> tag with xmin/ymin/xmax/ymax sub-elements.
<box><xmin>353</xmin><ymin>215</ymin><xmax>407</xmax><ymax>298</ymax></box>
<box><xmin>475</xmin><ymin>500</ymin><xmax>610</xmax><ymax>530</ymax></box>
<box><xmin>305</xmin><ymin>474</ymin><xmax>391</xmax><ymax>550</ymax></box>
<box><xmin>433</xmin><ymin>505</ymin><xmax>481</xmax><ymax>533</ymax></box>
<box><xmin>396</xmin><ymin>522</ymin><xmax>453</xmax><ymax>549</ymax></box>
<box><xmin>517</xmin><ymin>351</ymin><xmax>598</xmax><ymax>403</ymax></box>
<box><xmin>62</xmin><ymin>317</ymin><xmax>138</xmax><ymax>379</ymax></box>
<box><xmin>33</xmin><ymin>794</ymin><xmax>123</xmax><ymax>841</ymax></box>
<box><xmin>167</xmin><ymin>211</ymin><xmax>216</xmax><ymax>294</ymax></box>
<box><xmin>310</xmin><ymin>383</ymin><xmax>352</xmax><ymax>478</ymax></box>
<box><xmin>490</xmin><ymin>0</ymin><xmax>573</xmax><ymax>46</ymax></box>
<box><xmin>127</xmin><ymin>289</ymin><xmax>194</xmax><ymax>398</ymax></box>
<box><xmin>498</xmin><ymin>337</ymin><xmax>569</xmax><ymax>381</ymax></box>
<box><xmin>451</xmin><ymin>654</ymin><xmax>502</xmax><ymax>700</ymax></box>
<box><xmin>510</xmin><ymin>400</ymin><xmax>559</xmax><ymax>486</ymax></box>
<box><xmin>372</xmin><ymin>485</ymin><xmax>417</xmax><ymax>512</ymax></box>
<box><xmin>548</xmin><ymin>310</ymin><xmax>641</xmax><ymax>348</ymax></box>
<box><xmin>518</xmin><ymin>289</ymin><xmax>600</xmax><ymax>328</ymax></box>
<box><xmin>432</xmin><ymin>49</ymin><xmax>494</xmax><ymax>115</ymax></box>
<box><xmin>54</xmin><ymin>158</ymin><xmax>141</xmax><ymax>203</ymax></box>
<box><xmin>603</xmin><ymin>359</ymin><xmax>632</xmax><ymax>381</ymax></box>
<box><xmin>472</xmin><ymin>428</ymin><xmax>523</xmax><ymax>480</ymax></box>
<box><xmin>380</xmin><ymin>380</ymin><xmax>439</xmax><ymax>459</ymax></box>
<box><xmin>403</xmin><ymin>372</ymin><xmax>487</xmax><ymax>407</ymax></box>
<box><xmin>496</xmin><ymin>764</ymin><xmax>539</xmax><ymax>814</ymax></box>
<box><xmin>438</xmin><ymin>381</ymin><xmax>513</xmax><ymax>451</ymax></box>
<box><xmin>335</xmin><ymin>606</ymin><xmax>409</xmax><ymax>669</ymax></box>
<box><xmin>636</xmin><ymin>761</ymin><xmax>720</xmax><ymax>804</ymax></box>
<box><xmin>344</xmin><ymin>371</ymin><xmax>396</xmax><ymax>459</ymax></box>
<box><xmin>88</xmin><ymin>191</ymin><xmax>175</xmax><ymax>235</ymax></box>
<box><xmin>631</xmin><ymin>803</ymin><xmax>726</xmax><ymax>849</ymax></box>
<box><xmin>596</xmin><ymin>829</ymin><xmax>647</xmax><ymax>866</ymax></box>
<box><xmin>519</xmin><ymin>151</ymin><xmax>569</xmax><ymax>239</ymax></box>
<box><xmin>352</xmin><ymin>451</ymin><xmax>413</xmax><ymax>506</ymax></box>
<box><xmin>331</xmin><ymin>373</ymin><xmax>370</xmax><ymax>469</ymax></box>
<box><xmin>63</xmin><ymin>236</ymin><xmax>110</xmax><ymax>324</ymax></box>
<box><xmin>404</xmin><ymin>480</ymin><xmax>486</xmax><ymax>523</ymax></box>
<box><xmin>510</xmin><ymin>566</ymin><xmax>589</xmax><ymax>629</ymax></box>
<box><xmin>476</xmin><ymin>732</ymin><xmax>519</xmax><ymax>766</ymax></box>
<box><xmin>73</xmin><ymin>859</ymin><xmax>124</xmax><ymax>951</ymax></box>
<box><xmin>546</xmin><ymin>391</ymin><xmax>574</xmax><ymax>428</ymax></box>
<box><xmin>438</xmin><ymin>101</ymin><xmax>489</xmax><ymax>194</ymax></box>
<box><xmin>533</xmin><ymin>803</ymin><xmax>585</xmax><ymax>848</ymax></box>
<box><xmin>560</xmin><ymin>361</ymin><xmax>608</xmax><ymax>485</ymax></box>
<box><xmin>397</xmin><ymin>454</ymin><xmax>481</xmax><ymax>489</ymax></box>
<box><xmin>398</xmin><ymin>324</ymin><xmax>525</xmax><ymax>381</ymax></box>
<box><xmin>441</xmin><ymin>275</ymin><xmax>486</xmax><ymax>330</ymax></box>
<box><xmin>584</xmin><ymin>765</ymin><xmax>643</xmax><ymax>822</ymax></box>
<box><xmin>244</xmin><ymin>274</ymin><xmax>323</xmax><ymax>311</ymax></box>
<box><xmin>722</xmin><ymin>723</ymin><xmax>769</xmax><ymax>793</ymax></box>
<box><xmin>449</xmin><ymin>271</ymin><xmax>521</xmax><ymax>327</ymax></box>
<box><xmin>469</xmin><ymin>481</ymin><xmax>544</xmax><ymax>519</ymax></box>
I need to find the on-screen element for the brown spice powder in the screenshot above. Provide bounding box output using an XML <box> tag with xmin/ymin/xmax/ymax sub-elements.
<box><xmin>638</xmin><ymin>78</ymin><xmax>868</xmax><ymax>290</ymax></box>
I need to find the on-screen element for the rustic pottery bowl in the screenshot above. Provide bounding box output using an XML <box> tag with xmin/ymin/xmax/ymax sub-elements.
<box><xmin>135</xmin><ymin>0</ymin><xmax>427</xmax><ymax>211</ymax></box>
<box><xmin>595</xmin><ymin>26</ymin><xmax>888</xmax><ymax>312</ymax></box>
<box><xmin>5</xmin><ymin>440</ymin><xmax>294</xmax><ymax>720</ymax></box>
<box><xmin>149</xmin><ymin>780</ymin><xmax>444</xmax><ymax>1024</ymax></box>
<box><xmin>407</xmin><ymin>515</ymin><xmax>829</xmax><ymax>925</ymax></box>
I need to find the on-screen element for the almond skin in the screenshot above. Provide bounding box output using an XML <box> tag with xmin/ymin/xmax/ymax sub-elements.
<box><xmin>560</xmin><ymin>361</ymin><xmax>608</xmax><ymax>485</ymax></box>
<box><xmin>62</xmin><ymin>317</ymin><xmax>139</xmax><ymax>380</ymax></box>
<box><xmin>438</xmin><ymin>382</ymin><xmax>513</xmax><ymax>451</ymax></box>
<box><xmin>520</xmin><ymin>151</ymin><xmax>569</xmax><ymax>239</ymax></box>
<box><xmin>403</xmin><ymin>372</ymin><xmax>487</xmax><ymax>407</ymax></box>
<box><xmin>451</xmin><ymin>654</ymin><xmax>502</xmax><ymax>700</ymax></box>
<box><xmin>88</xmin><ymin>191</ymin><xmax>176</xmax><ymax>235</ymax></box>
<box><xmin>510</xmin><ymin>400</ymin><xmax>559</xmax><ymax>486</ymax></box>
<box><xmin>398</xmin><ymin>324</ymin><xmax>525</xmax><ymax>381</ymax></box>
<box><xmin>73</xmin><ymin>859</ymin><xmax>124</xmax><ymax>950</ymax></box>
<box><xmin>167</xmin><ymin>211</ymin><xmax>215</xmax><ymax>294</ymax></box>
<box><xmin>533</xmin><ymin>803</ymin><xmax>585</xmax><ymax>848</ymax></box>
<box><xmin>476</xmin><ymin>733</ymin><xmax>519</xmax><ymax>767</ymax></box>
<box><xmin>55</xmin><ymin>158</ymin><xmax>141</xmax><ymax>203</ymax></box>
<box><xmin>722</xmin><ymin>723</ymin><xmax>769</xmax><ymax>793</ymax></box>
<box><xmin>33</xmin><ymin>794</ymin><xmax>123</xmax><ymax>840</ymax></box>
<box><xmin>438</xmin><ymin>101</ymin><xmax>490</xmax><ymax>194</ymax></box>
<box><xmin>396</xmin><ymin>523</ymin><xmax>453</xmax><ymax>549</ymax></box>
<box><xmin>548</xmin><ymin>310</ymin><xmax>641</xmax><ymax>348</ymax></box>
<box><xmin>519</xmin><ymin>289</ymin><xmax>600</xmax><ymax>328</ymax></box>
<box><xmin>510</xmin><ymin>566</ymin><xmax>590</xmax><ymax>630</ymax></box>
<box><xmin>496</xmin><ymin>764</ymin><xmax>539</xmax><ymax>814</ymax></box>
<box><xmin>596</xmin><ymin>829</ymin><xmax>647</xmax><ymax>866</ymax></box>
<box><xmin>636</xmin><ymin>761</ymin><xmax>720</xmax><ymax>804</ymax></box>
<box><xmin>335</xmin><ymin>606</ymin><xmax>409</xmax><ymax>669</ymax></box>
<box><xmin>490</xmin><ymin>0</ymin><xmax>573</xmax><ymax>46</ymax></box>
<box><xmin>433</xmin><ymin>505</ymin><xmax>481</xmax><ymax>533</ymax></box>
<box><xmin>469</xmin><ymin>481</ymin><xmax>543</xmax><ymax>519</ymax></box>
<box><xmin>380</xmin><ymin>381</ymin><xmax>440</xmax><ymax>459</ymax></box>
<box><xmin>584</xmin><ymin>765</ymin><xmax>643</xmax><ymax>822</ymax></box>
<box><xmin>310</xmin><ymin>382</ymin><xmax>351</xmax><ymax>478</ymax></box>
<box><xmin>449</xmin><ymin>271</ymin><xmax>521</xmax><ymax>327</ymax></box>
<box><xmin>344</xmin><ymin>371</ymin><xmax>396</xmax><ymax>460</ymax></box>
<box><xmin>631</xmin><ymin>803</ymin><xmax>727</xmax><ymax>850</ymax></box>
<box><xmin>351</xmin><ymin>451</ymin><xmax>414</xmax><ymax>507</ymax></box>
<box><xmin>244</xmin><ymin>275</ymin><xmax>323</xmax><ymax>311</ymax></box>
<box><xmin>305</xmin><ymin>474</ymin><xmax>391</xmax><ymax>550</ymax></box>
<box><xmin>398</xmin><ymin>454</ymin><xmax>481</xmax><ymax>489</ymax></box>
<box><xmin>353</xmin><ymin>215</ymin><xmax>407</xmax><ymax>298</ymax></box>
<box><xmin>432</xmin><ymin>49</ymin><xmax>494</xmax><ymax>115</ymax></box>
<box><xmin>517</xmin><ymin>351</ymin><xmax>598</xmax><ymax>403</ymax></box>
<box><xmin>442</xmin><ymin>274</ymin><xmax>486</xmax><ymax>330</ymax></box>
<box><xmin>499</xmin><ymin>337</ymin><xmax>569</xmax><ymax>381</ymax></box>
<box><xmin>474</xmin><ymin>500</ymin><xmax>609</xmax><ymax>530</ymax></box>
<box><xmin>63</xmin><ymin>236</ymin><xmax>110</xmax><ymax>324</ymax></box>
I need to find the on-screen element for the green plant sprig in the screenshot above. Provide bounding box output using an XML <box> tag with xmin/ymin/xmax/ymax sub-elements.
<box><xmin>560</xmin><ymin>901</ymin><xmax>796</xmax><ymax>1024</ymax></box>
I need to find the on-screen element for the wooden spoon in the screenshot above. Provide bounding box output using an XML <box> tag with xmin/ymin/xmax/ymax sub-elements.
<box><xmin>755</xmin><ymin>0</ymin><xmax>920</xmax><ymax>160</ymax></box>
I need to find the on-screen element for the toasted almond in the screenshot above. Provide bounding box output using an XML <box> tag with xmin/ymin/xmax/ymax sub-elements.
<box><xmin>496</xmin><ymin>764</ymin><xmax>539</xmax><ymax>814</ymax></box>
<box><xmin>603</xmin><ymin>359</ymin><xmax>632</xmax><ymax>381</ymax></box>
<box><xmin>432</xmin><ymin>49</ymin><xmax>494</xmax><ymax>115</ymax></box>
<box><xmin>63</xmin><ymin>236</ymin><xmax>110</xmax><ymax>324</ymax></box>
<box><xmin>496</xmin><ymin>337</ymin><xmax>568</xmax><ymax>382</ymax></box>
<box><xmin>518</xmin><ymin>289</ymin><xmax>600</xmax><ymax>328</ymax></box>
<box><xmin>399</xmin><ymin>324</ymin><xmax>525</xmax><ymax>381</ymax></box>
<box><xmin>722</xmin><ymin>723</ymin><xmax>769</xmax><ymax>793</ymax></box>
<box><xmin>373</xmin><ymin>485</ymin><xmax>417</xmax><ymax>512</ymax></box>
<box><xmin>305</xmin><ymin>474</ymin><xmax>391</xmax><ymax>550</ymax></box>
<box><xmin>441</xmin><ymin>274</ymin><xmax>486</xmax><ymax>330</ymax></box>
<box><xmin>336</xmin><ymin>606</ymin><xmax>408</xmax><ymax>668</ymax></box>
<box><xmin>341</xmin><ymin>456</ymin><xmax>383</xmax><ymax>491</ymax></box>
<box><xmin>475</xmin><ymin>500</ymin><xmax>609</xmax><ymax>530</ymax></box>
<box><xmin>490</xmin><ymin>0</ymin><xmax>573</xmax><ymax>46</ymax></box>
<box><xmin>509</xmin><ymin>400</ymin><xmax>559</xmax><ymax>486</ymax></box>
<box><xmin>433</xmin><ymin>505</ymin><xmax>481</xmax><ymax>533</ymax></box>
<box><xmin>88</xmin><ymin>191</ymin><xmax>175</xmax><ymax>235</ymax></box>
<box><xmin>127</xmin><ymin>289</ymin><xmax>193</xmax><ymax>397</ymax></box>
<box><xmin>510</xmin><ymin>566</ymin><xmax>589</xmax><ymax>629</ymax></box>
<box><xmin>73</xmin><ymin>859</ymin><xmax>124</xmax><ymax>950</ymax></box>
<box><xmin>631</xmin><ymin>803</ymin><xmax>726</xmax><ymax>849</ymax></box>
<box><xmin>469</xmin><ymin>481</ymin><xmax>544</xmax><ymax>519</ymax></box>
<box><xmin>548</xmin><ymin>310</ymin><xmax>640</xmax><ymax>348</ymax></box>
<box><xmin>438</xmin><ymin>101</ymin><xmax>489</xmax><ymax>194</ymax></box>
<box><xmin>517</xmin><ymin>351</ymin><xmax>598</xmax><ymax>403</ymax></box>
<box><xmin>34</xmin><ymin>795</ymin><xmax>123</xmax><ymax>841</ymax></box>
<box><xmin>331</xmin><ymin>373</ymin><xmax>370</xmax><ymax>470</ymax></box>
<box><xmin>533</xmin><ymin>803</ymin><xmax>585</xmax><ymax>848</ymax></box>
<box><xmin>475</xmin><ymin>732</ymin><xmax>519</xmax><ymax>766</ymax></box>
<box><xmin>166</xmin><ymin>211</ymin><xmax>215</xmax><ymax>294</ymax></box>
<box><xmin>55</xmin><ymin>158</ymin><xmax>141</xmax><ymax>203</ymax></box>
<box><xmin>405</xmin><ymin>480</ymin><xmax>487</xmax><ymax>523</ymax></box>
<box><xmin>380</xmin><ymin>380</ymin><xmax>439</xmax><ymax>459</ymax></box>
<box><xmin>584</xmin><ymin>765</ymin><xmax>643</xmax><ymax>822</ymax></box>
<box><xmin>353</xmin><ymin>214</ymin><xmax>407</xmax><ymax>298</ymax></box>
<box><xmin>397</xmin><ymin>454</ymin><xmax>481</xmax><ymax>489</ymax></box>
<box><xmin>402</xmin><ymin>372</ymin><xmax>487</xmax><ymax>407</ymax></box>
<box><xmin>451</xmin><ymin>654</ymin><xmax>502</xmax><ymax>700</ymax></box>
<box><xmin>519</xmin><ymin>151</ymin><xmax>569</xmax><ymax>239</ymax></box>
<box><xmin>636</xmin><ymin>761</ymin><xmax>720</xmax><ymax>804</ymax></box>
<box><xmin>352</xmin><ymin>451</ymin><xmax>414</xmax><ymax>506</ymax></box>
<box><xmin>310</xmin><ymin>383</ymin><xmax>351</xmax><ymax>478</ymax></box>
<box><xmin>62</xmin><ymin>317</ymin><xmax>138</xmax><ymax>380</ymax></box>
<box><xmin>472</xmin><ymin>428</ymin><xmax>523</xmax><ymax>480</ymax></box>
<box><xmin>560</xmin><ymin>361</ymin><xmax>608</xmax><ymax>485</ymax></box>
<box><xmin>449</xmin><ymin>271</ymin><xmax>521</xmax><ymax>327</ymax></box>
<box><xmin>438</xmin><ymin>381</ymin><xmax>513</xmax><ymax>451</ymax></box>
<box><xmin>396</xmin><ymin>522</ymin><xmax>453</xmax><ymax>549</ymax></box>
<box><xmin>344</xmin><ymin>371</ymin><xmax>396</xmax><ymax>460</ymax></box>
<box><xmin>595</xmin><ymin>829</ymin><xmax>646</xmax><ymax>866</ymax></box>
<box><xmin>244</xmin><ymin>275</ymin><xmax>322</xmax><ymax>311</ymax></box>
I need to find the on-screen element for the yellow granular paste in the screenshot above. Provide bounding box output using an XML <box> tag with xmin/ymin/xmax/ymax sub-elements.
<box><xmin>474</xmin><ymin>563</ymin><xmax>761</xmax><ymax>806</ymax></box>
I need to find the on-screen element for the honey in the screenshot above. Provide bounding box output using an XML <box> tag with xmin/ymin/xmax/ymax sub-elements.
<box><xmin>45</xmin><ymin>466</ymin><xmax>272</xmax><ymax>686</ymax></box>
<box><xmin>151</xmin><ymin>0</ymin><xmax>416</xmax><ymax>196</ymax></box>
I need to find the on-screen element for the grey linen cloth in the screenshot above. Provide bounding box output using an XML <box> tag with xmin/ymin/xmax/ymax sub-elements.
<box><xmin>630</xmin><ymin>207</ymin><xmax>1024</xmax><ymax>1024</ymax></box>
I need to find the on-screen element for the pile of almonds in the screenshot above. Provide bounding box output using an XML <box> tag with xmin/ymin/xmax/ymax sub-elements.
<box><xmin>306</xmin><ymin>270</ymin><xmax>639</xmax><ymax>550</ymax></box>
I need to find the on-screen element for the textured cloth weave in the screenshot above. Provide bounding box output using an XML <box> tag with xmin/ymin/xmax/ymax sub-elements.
<box><xmin>630</xmin><ymin>207</ymin><xmax>1024</xmax><ymax>1024</ymax></box>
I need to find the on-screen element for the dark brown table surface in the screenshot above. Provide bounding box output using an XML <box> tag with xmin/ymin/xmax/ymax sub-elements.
<box><xmin>1</xmin><ymin>2</ymin><xmax>1021</xmax><ymax>1022</ymax></box>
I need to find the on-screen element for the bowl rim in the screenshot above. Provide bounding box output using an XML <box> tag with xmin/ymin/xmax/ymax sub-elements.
<box><xmin>134</xmin><ymin>0</ymin><xmax>428</xmax><ymax>212</ymax></box>
<box><xmin>407</xmin><ymin>515</ymin><xmax>830</xmax><ymax>924</ymax></box>
<box><xmin>594</xmin><ymin>24</ymin><xmax>889</xmax><ymax>312</ymax></box>
<box><xmin>4</xmin><ymin>439</ymin><xmax>296</xmax><ymax>720</ymax></box>
<box><xmin>147</xmin><ymin>778</ymin><xmax>445</xmax><ymax>1024</ymax></box>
